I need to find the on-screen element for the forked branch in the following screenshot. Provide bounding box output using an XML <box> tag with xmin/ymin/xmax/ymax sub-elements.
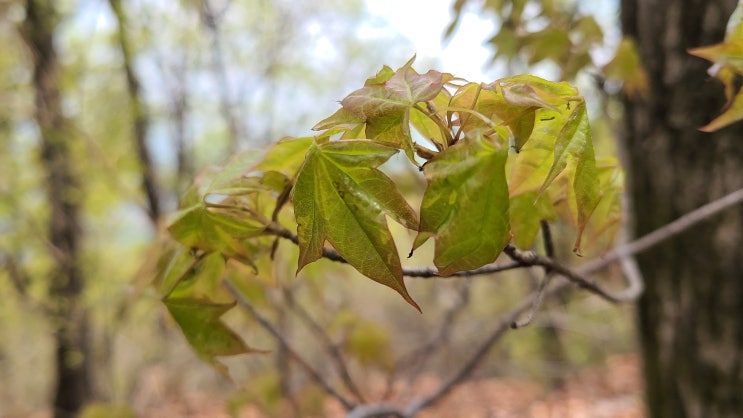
<box><xmin>260</xmin><ymin>186</ymin><xmax>743</xmax><ymax>418</ymax></box>
<box><xmin>223</xmin><ymin>279</ymin><xmax>356</xmax><ymax>411</ymax></box>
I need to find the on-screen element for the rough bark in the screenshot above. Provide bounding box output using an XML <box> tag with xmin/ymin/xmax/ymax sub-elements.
<box><xmin>621</xmin><ymin>0</ymin><xmax>743</xmax><ymax>416</ymax></box>
<box><xmin>19</xmin><ymin>1</ymin><xmax>92</xmax><ymax>416</ymax></box>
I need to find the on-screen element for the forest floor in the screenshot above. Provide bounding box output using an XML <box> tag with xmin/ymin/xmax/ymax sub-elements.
<box><xmin>13</xmin><ymin>354</ymin><xmax>642</xmax><ymax>418</ymax></box>
<box><xmin>136</xmin><ymin>353</ymin><xmax>644</xmax><ymax>418</ymax></box>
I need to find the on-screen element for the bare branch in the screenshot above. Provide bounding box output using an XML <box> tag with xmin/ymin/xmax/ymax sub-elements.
<box><xmin>581</xmin><ymin>186</ymin><xmax>743</xmax><ymax>274</ymax></box>
<box><xmin>403</xmin><ymin>293</ymin><xmax>530</xmax><ymax>416</ymax></box>
<box><xmin>238</xmin><ymin>181</ymin><xmax>743</xmax><ymax>418</ymax></box>
<box><xmin>394</xmin><ymin>187</ymin><xmax>743</xmax><ymax>416</ymax></box>
<box><xmin>282</xmin><ymin>288</ymin><xmax>367</xmax><ymax>403</ymax></box>
<box><xmin>508</xmin><ymin>220</ymin><xmax>557</xmax><ymax>328</ymax></box>
<box><xmin>398</xmin><ymin>282</ymin><xmax>471</xmax><ymax>388</ymax></box>
<box><xmin>403</xmin><ymin>262</ymin><xmax>526</xmax><ymax>277</ymax></box>
<box><xmin>267</xmin><ymin>223</ymin><xmax>347</xmax><ymax>264</ymax></box>
<box><xmin>223</xmin><ymin>278</ymin><xmax>356</xmax><ymax>411</ymax></box>
<box><xmin>504</xmin><ymin>245</ymin><xmax>631</xmax><ymax>303</ymax></box>
<box><xmin>346</xmin><ymin>403</ymin><xmax>406</xmax><ymax>418</ymax></box>
<box><xmin>511</xmin><ymin>271</ymin><xmax>554</xmax><ymax>329</ymax></box>
<box><xmin>266</xmin><ymin>184</ymin><xmax>743</xmax><ymax>303</ymax></box>
<box><xmin>266</xmin><ymin>223</ymin><xmax>525</xmax><ymax>277</ymax></box>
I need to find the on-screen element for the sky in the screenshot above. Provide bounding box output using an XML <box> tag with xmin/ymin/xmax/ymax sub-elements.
<box><xmin>362</xmin><ymin>0</ymin><xmax>500</xmax><ymax>81</ymax></box>
<box><xmin>361</xmin><ymin>0</ymin><xmax>621</xmax><ymax>81</ymax></box>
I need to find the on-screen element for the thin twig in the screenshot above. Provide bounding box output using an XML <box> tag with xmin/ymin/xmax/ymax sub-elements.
<box><xmin>274</xmin><ymin>297</ymin><xmax>300</xmax><ymax>415</ymax></box>
<box><xmin>504</xmin><ymin>245</ymin><xmax>630</xmax><ymax>303</ymax></box>
<box><xmin>511</xmin><ymin>272</ymin><xmax>553</xmax><ymax>329</ymax></box>
<box><xmin>404</xmin><ymin>294</ymin><xmax>530</xmax><ymax>417</ymax></box>
<box><xmin>511</xmin><ymin>221</ymin><xmax>555</xmax><ymax>328</ymax></box>
<box><xmin>258</xmin><ymin>186</ymin><xmax>743</xmax><ymax>418</ymax></box>
<box><xmin>223</xmin><ymin>278</ymin><xmax>356</xmax><ymax>411</ymax></box>
<box><xmin>346</xmin><ymin>403</ymin><xmax>406</xmax><ymax>418</ymax></box>
<box><xmin>266</xmin><ymin>185</ymin><xmax>743</xmax><ymax>299</ymax></box>
<box><xmin>266</xmin><ymin>223</ymin><xmax>346</xmax><ymax>263</ymax></box>
<box><xmin>398</xmin><ymin>281</ymin><xmax>471</xmax><ymax>393</ymax></box>
<box><xmin>580</xmin><ymin>185</ymin><xmax>743</xmax><ymax>274</ymax></box>
<box><xmin>402</xmin><ymin>262</ymin><xmax>525</xmax><ymax>278</ymax></box>
<box><xmin>283</xmin><ymin>288</ymin><xmax>367</xmax><ymax>403</ymax></box>
<box><xmin>397</xmin><ymin>187</ymin><xmax>743</xmax><ymax>415</ymax></box>
<box><xmin>267</xmin><ymin>222</ymin><xmax>526</xmax><ymax>276</ymax></box>
<box><xmin>413</xmin><ymin>103</ymin><xmax>453</xmax><ymax>147</ymax></box>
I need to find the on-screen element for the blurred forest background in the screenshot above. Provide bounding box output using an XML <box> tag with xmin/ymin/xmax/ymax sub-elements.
<box><xmin>2</xmin><ymin>0</ymin><xmax>742</xmax><ymax>417</ymax></box>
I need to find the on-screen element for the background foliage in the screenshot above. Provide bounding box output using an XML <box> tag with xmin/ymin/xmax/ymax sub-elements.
<box><xmin>8</xmin><ymin>0</ymin><xmax>722</xmax><ymax>416</ymax></box>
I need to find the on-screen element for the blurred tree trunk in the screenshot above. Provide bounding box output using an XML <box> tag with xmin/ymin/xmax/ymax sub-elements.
<box><xmin>108</xmin><ymin>0</ymin><xmax>162</xmax><ymax>224</ymax></box>
<box><xmin>621</xmin><ymin>0</ymin><xmax>743</xmax><ymax>416</ymax></box>
<box><xmin>19</xmin><ymin>1</ymin><xmax>92</xmax><ymax>416</ymax></box>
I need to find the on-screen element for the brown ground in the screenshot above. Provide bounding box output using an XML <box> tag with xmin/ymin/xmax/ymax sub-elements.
<box><xmin>12</xmin><ymin>354</ymin><xmax>643</xmax><ymax>418</ymax></box>
<box><xmin>143</xmin><ymin>354</ymin><xmax>643</xmax><ymax>418</ymax></box>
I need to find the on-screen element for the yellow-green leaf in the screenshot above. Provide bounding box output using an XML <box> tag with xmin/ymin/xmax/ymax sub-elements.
<box><xmin>414</xmin><ymin>133</ymin><xmax>511</xmax><ymax>276</ymax></box>
<box><xmin>312</xmin><ymin>108</ymin><xmax>364</xmax><ymax>132</ymax></box>
<box><xmin>540</xmin><ymin>102</ymin><xmax>600</xmax><ymax>254</ymax></box>
<box><xmin>689</xmin><ymin>40</ymin><xmax>743</xmax><ymax>75</ymax></box>
<box><xmin>409</xmin><ymin>88</ymin><xmax>451</xmax><ymax>148</ymax></box>
<box><xmin>726</xmin><ymin>2</ymin><xmax>743</xmax><ymax>41</ymax></box>
<box><xmin>253</xmin><ymin>136</ymin><xmax>314</xmax><ymax>179</ymax></box>
<box><xmin>152</xmin><ymin>244</ymin><xmax>199</xmax><ymax>297</ymax></box>
<box><xmin>700</xmin><ymin>86</ymin><xmax>743</xmax><ymax>132</ymax></box>
<box><xmin>509</xmin><ymin>192</ymin><xmax>556</xmax><ymax>250</ymax></box>
<box><xmin>508</xmin><ymin>106</ymin><xmax>571</xmax><ymax>195</ymax></box>
<box><xmin>583</xmin><ymin>158</ymin><xmax>624</xmax><ymax>250</ymax></box>
<box><xmin>293</xmin><ymin>140</ymin><xmax>420</xmax><ymax>310</ymax></box>
<box><xmin>540</xmin><ymin>102</ymin><xmax>590</xmax><ymax>193</ymax></box>
<box><xmin>523</xmin><ymin>28</ymin><xmax>571</xmax><ymax>65</ymax></box>
<box><xmin>167</xmin><ymin>252</ymin><xmax>229</xmax><ymax>301</ymax></box>
<box><xmin>165</xmin><ymin>299</ymin><xmax>260</xmax><ymax>376</ymax></box>
<box><xmin>167</xmin><ymin>202</ymin><xmax>264</xmax><ymax>256</ymax></box>
<box><xmin>603</xmin><ymin>37</ymin><xmax>650</xmax><ymax>99</ymax></box>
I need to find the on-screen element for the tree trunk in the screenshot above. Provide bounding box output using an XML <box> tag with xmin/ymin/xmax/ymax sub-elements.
<box><xmin>19</xmin><ymin>1</ymin><xmax>92</xmax><ymax>416</ymax></box>
<box><xmin>108</xmin><ymin>0</ymin><xmax>163</xmax><ymax>224</ymax></box>
<box><xmin>621</xmin><ymin>0</ymin><xmax>743</xmax><ymax>417</ymax></box>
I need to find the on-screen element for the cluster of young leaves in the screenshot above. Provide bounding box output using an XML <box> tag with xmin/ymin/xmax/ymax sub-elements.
<box><xmin>153</xmin><ymin>57</ymin><xmax>622</xmax><ymax>366</ymax></box>
<box><xmin>689</xmin><ymin>1</ymin><xmax>743</xmax><ymax>131</ymax></box>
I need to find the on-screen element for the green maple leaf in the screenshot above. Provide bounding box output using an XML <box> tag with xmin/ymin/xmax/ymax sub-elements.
<box><xmin>162</xmin><ymin>253</ymin><xmax>262</xmax><ymax>377</ymax></box>
<box><xmin>165</xmin><ymin>299</ymin><xmax>261</xmax><ymax>376</ymax></box>
<box><xmin>293</xmin><ymin>140</ymin><xmax>420</xmax><ymax>311</ymax></box>
<box><xmin>413</xmin><ymin>132</ymin><xmax>512</xmax><ymax>276</ymax></box>
<box><xmin>254</xmin><ymin>136</ymin><xmax>314</xmax><ymax>179</ymax></box>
